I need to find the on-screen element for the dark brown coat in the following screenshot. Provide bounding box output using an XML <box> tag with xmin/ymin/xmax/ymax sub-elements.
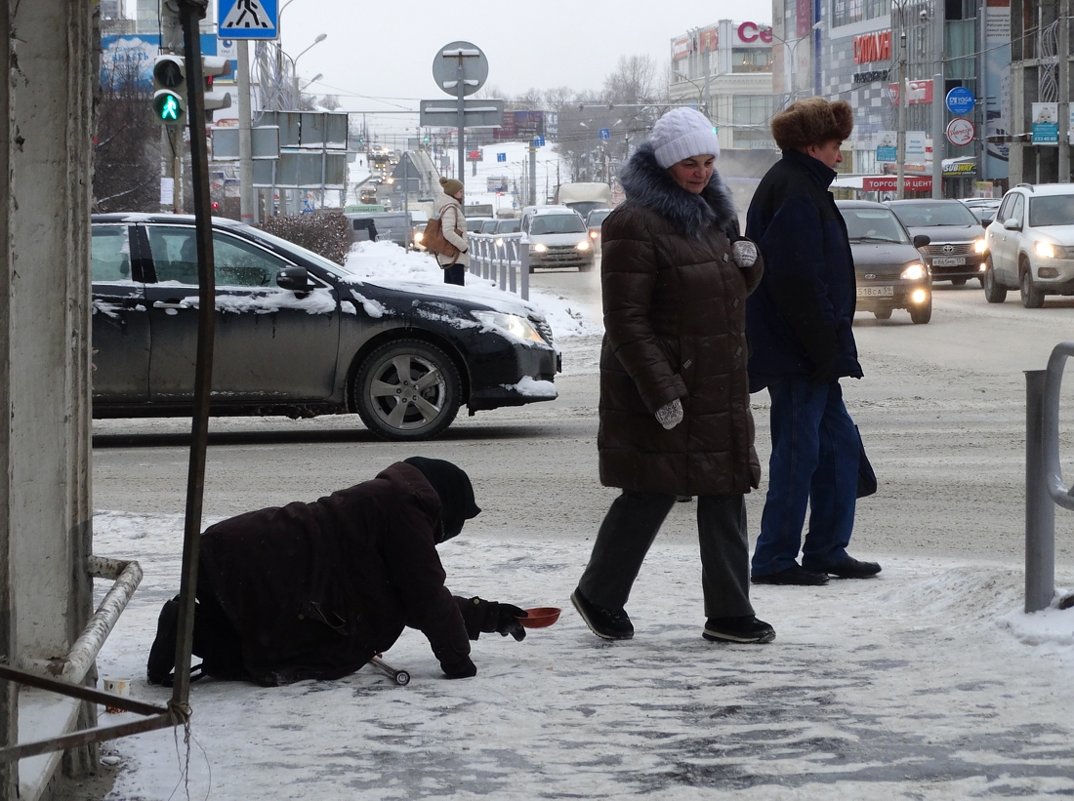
<box><xmin>197</xmin><ymin>462</ymin><xmax>471</xmax><ymax>685</ymax></box>
<box><xmin>598</xmin><ymin>145</ymin><xmax>763</xmax><ymax>496</ymax></box>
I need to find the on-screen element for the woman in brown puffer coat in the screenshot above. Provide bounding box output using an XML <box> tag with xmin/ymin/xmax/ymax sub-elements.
<box><xmin>571</xmin><ymin>107</ymin><xmax>774</xmax><ymax>646</ymax></box>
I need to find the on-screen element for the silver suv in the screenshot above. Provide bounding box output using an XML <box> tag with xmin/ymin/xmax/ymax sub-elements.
<box><xmin>983</xmin><ymin>183</ymin><xmax>1074</xmax><ymax>307</ymax></box>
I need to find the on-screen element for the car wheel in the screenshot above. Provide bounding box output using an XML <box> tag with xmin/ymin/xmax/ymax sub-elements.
<box><xmin>873</xmin><ymin>309</ymin><xmax>892</xmax><ymax>320</ymax></box>
<box><xmin>1020</xmin><ymin>263</ymin><xmax>1045</xmax><ymax>309</ymax></box>
<box><xmin>909</xmin><ymin>296</ymin><xmax>932</xmax><ymax>324</ymax></box>
<box><xmin>950</xmin><ymin>277</ymin><xmax>968</xmax><ymax>287</ymax></box>
<box><xmin>353</xmin><ymin>339</ymin><xmax>462</xmax><ymax>441</ymax></box>
<box><xmin>982</xmin><ymin>256</ymin><xmax>1007</xmax><ymax>303</ymax></box>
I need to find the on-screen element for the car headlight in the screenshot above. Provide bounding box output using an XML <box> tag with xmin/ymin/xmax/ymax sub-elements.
<box><xmin>1034</xmin><ymin>240</ymin><xmax>1057</xmax><ymax>259</ymax></box>
<box><xmin>532</xmin><ymin>243</ymin><xmax>548</xmax><ymax>253</ymax></box>
<box><xmin>471</xmin><ymin>310</ymin><xmax>546</xmax><ymax>344</ymax></box>
<box><xmin>414</xmin><ymin>232</ymin><xmax>424</xmax><ymax>243</ymax></box>
<box><xmin>900</xmin><ymin>261</ymin><xmax>927</xmax><ymax>280</ymax></box>
<box><xmin>576</xmin><ymin>240</ymin><xmax>591</xmax><ymax>251</ymax></box>
<box><xmin>589</xmin><ymin>230</ymin><xmax>599</xmax><ymax>240</ymax></box>
<box><xmin>973</xmin><ymin>238</ymin><xmax>986</xmax><ymax>254</ymax></box>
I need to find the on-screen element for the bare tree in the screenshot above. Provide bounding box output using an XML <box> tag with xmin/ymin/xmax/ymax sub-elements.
<box><xmin>602</xmin><ymin>54</ymin><xmax>658</xmax><ymax>106</ymax></box>
<box><xmin>94</xmin><ymin>47</ymin><xmax>160</xmax><ymax>211</ymax></box>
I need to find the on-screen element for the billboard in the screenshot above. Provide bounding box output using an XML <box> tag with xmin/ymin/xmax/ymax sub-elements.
<box><xmin>100</xmin><ymin>33</ymin><xmax>225</xmax><ymax>89</ymax></box>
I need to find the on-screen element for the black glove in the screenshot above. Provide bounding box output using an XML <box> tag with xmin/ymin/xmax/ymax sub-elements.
<box><xmin>460</xmin><ymin>597</ymin><xmax>528</xmax><ymax>641</ymax></box>
<box><xmin>440</xmin><ymin>655</ymin><xmax>477</xmax><ymax>680</ymax></box>
<box><xmin>493</xmin><ymin>603</ymin><xmax>528</xmax><ymax>642</ymax></box>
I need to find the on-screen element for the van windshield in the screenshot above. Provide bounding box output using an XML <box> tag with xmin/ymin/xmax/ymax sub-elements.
<box><xmin>530</xmin><ymin>215</ymin><xmax>585</xmax><ymax>235</ymax></box>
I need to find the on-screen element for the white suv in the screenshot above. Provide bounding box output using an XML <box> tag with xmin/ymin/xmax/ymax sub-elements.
<box><xmin>983</xmin><ymin>183</ymin><xmax>1074</xmax><ymax>307</ymax></box>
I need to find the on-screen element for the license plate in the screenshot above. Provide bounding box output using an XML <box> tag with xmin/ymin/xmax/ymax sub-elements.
<box><xmin>857</xmin><ymin>286</ymin><xmax>894</xmax><ymax>297</ymax></box>
<box><xmin>932</xmin><ymin>256</ymin><xmax>966</xmax><ymax>266</ymax></box>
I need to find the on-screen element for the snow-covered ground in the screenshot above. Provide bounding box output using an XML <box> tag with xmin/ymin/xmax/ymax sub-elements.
<box><xmin>79</xmin><ymin>245</ymin><xmax>1074</xmax><ymax>800</ymax></box>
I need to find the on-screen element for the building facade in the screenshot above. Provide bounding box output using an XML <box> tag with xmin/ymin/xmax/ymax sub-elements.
<box><xmin>668</xmin><ymin>19</ymin><xmax>777</xmax><ymax>150</ymax></box>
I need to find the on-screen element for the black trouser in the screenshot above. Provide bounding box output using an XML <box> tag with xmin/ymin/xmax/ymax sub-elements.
<box><xmin>443</xmin><ymin>264</ymin><xmax>465</xmax><ymax>285</ymax></box>
<box><xmin>577</xmin><ymin>490</ymin><xmax>754</xmax><ymax>619</ymax></box>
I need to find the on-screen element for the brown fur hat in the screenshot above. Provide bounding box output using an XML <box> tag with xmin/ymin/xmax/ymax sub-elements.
<box><xmin>771</xmin><ymin>98</ymin><xmax>854</xmax><ymax>151</ymax></box>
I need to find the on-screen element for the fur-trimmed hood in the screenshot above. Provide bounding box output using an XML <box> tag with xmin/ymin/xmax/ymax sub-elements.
<box><xmin>618</xmin><ymin>143</ymin><xmax>737</xmax><ymax>237</ymax></box>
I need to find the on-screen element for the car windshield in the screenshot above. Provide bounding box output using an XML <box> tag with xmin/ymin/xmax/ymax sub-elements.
<box><xmin>1028</xmin><ymin>194</ymin><xmax>1074</xmax><ymax>227</ymax></box>
<box><xmin>842</xmin><ymin>209</ymin><xmax>910</xmax><ymax>244</ymax></box>
<box><xmin>891</xmin><ymin>202</ymin><xmax>979</xmax><ymax>227</ymax></box>
<box><xmin>587</xmin><ymin>210</ymin><xmax>611</xmax><ymax>227</ymax></box>
<box><xmin>495</xmin><ymin>220</ymin><xmax>521</xmax><ymax>233</ymax></box>
<box><xmin>530</xmin><ymin>215</ymin><xmax>585</xmax><ymax>235</ymax></box>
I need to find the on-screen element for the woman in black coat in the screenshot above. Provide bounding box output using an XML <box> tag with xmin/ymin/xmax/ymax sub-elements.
<box><xmin>147</xmin><ymin>458</ymin><xmax>527</xmax><ymax>686</ymax></box>
<box><xmin>571</xmin><ymin>107</ymin><xmax>774</xmax><ymax>646</ymax></box>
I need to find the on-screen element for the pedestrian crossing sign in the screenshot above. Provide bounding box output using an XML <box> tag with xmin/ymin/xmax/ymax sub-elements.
<box><xmin>218</xmin><ymin>0</ymin><xmax>278</xmax><ymax>40</ymax></box>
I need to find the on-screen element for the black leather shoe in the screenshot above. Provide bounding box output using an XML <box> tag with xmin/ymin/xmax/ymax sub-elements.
<box><xmin>751</xmin><ymin>564</ymin><xmax>829</xmax><ymax>586</ymax></box>
<box><xmin>571</xmin><ymin>588</ymin><xmax>634</xmax><ymax>640</ymax></box>
<box><xmin>808</xmin><ymin>556</ymin><xmax>882</xmax><ymax>579</ymax></box>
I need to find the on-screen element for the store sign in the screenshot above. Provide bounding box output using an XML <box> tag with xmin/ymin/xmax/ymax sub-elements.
<box><xmin>863</xmin><ymin>175</ymin><xmax>932</xmax><ymax>192</ymax></box>
<box><xmin>854</xmin><ymin>31</ymin><xmax>891</xmax><ymax>64</ymax></box>
<box><xmin>854</xmin><ymin>68</ymin><xmax>890</xmax><ymax>86</ymax></box>
<box><xmin>888</xmin><ymin>80</ymin><xmax>934</xmax><ymax>106</ymax></box>
<box><xmin>738</xmin><ymin>21</ymin><xmax>773</xmax><ymax>43</ymax></box>
<box><xmin>946</xmin><ymin>117</ymin><xmax>975</xmax><ymax>147</ymax></box>
<box><xmin>1032</xmin><ymin>102</ymin><xmax>1059</xmax><ymax>145</ymax></box>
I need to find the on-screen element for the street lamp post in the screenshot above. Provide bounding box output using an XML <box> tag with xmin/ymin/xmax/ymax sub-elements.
<box><xmin>672</xmin><ymin>72</ymin><xmax>707</xmax><ymax>113</ymax></box>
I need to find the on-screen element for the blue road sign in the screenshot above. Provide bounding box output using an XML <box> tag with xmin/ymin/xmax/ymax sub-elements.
<box><xmin>497</xmin><ymin>152</ymin><xmax>506</xmax><ymax>162</ymax></box>
<box><xmin>945</xmin><ymin>87</ymin><xmax>975</xmax><ymax>116</ymax></box>
<box><xmin>599</xmin><ymin>128</ymin><xmax>611</xmax><ymax>140</ymax></box>
<box><xmin>219</xmin><ymin>0</ymin><xmax>278</xmax><ymax>40</ymax></box>
<box><xmin>533</xmin><ymin>135</ymin><xmax>545</xmax><ymax>147</ymax></box>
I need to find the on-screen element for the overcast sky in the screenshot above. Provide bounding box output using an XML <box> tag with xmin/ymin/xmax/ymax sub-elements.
<box><xmin>267</xmin><ymin>1</ymin><xmax>773</xmax><ymax>134</ymax></box>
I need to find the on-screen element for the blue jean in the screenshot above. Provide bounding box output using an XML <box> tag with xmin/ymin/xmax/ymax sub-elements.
<box><xmin>751</xmin><ymin>378</ymin><xmax>860</xmax><ymax>576</ymax></box>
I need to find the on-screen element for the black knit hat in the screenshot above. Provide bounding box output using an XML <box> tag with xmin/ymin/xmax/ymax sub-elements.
<box><xmin>404</xmin><ymin>457</ymin><xmax>481</xmax><ymax>541</ymax></box>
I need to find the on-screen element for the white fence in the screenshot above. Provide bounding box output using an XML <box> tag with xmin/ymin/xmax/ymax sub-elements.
<box><xmin>467</xmin><ymin>233</ymin><xmax>531</xmax><ymax>300</ymax></box>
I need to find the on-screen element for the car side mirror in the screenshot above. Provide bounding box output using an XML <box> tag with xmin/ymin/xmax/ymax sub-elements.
<box><xmin>1003</xmin><ymin>218</ymin><xmax>1019</xmax><ymax>230</ymax></box>
<box><xmin>277</xmin><ymin>265</ymin><xmax>312</xmax><ymax>293</ymax></box>
<box><xmin>912</xmin><ymin>234</ymin><xmax>930</xmax><ymax>248</ymax></box>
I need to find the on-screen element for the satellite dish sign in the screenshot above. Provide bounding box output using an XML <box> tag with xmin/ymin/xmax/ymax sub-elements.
<box><xmin>432</xmin><ymin>41</ymin><xmax>488</xmax><ymax>97</ymax></box>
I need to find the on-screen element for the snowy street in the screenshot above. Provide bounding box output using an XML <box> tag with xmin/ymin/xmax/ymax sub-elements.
<box><xmin>80</xmin><ymin>250</ymin><xmax>1074</xmax><ymax>800</ymax></box>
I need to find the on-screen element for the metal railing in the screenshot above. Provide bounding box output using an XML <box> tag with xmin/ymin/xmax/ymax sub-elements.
<box><xmin>1025</xmin><ymin>341</ymin><xmax>1074</xmax><ymax>612</ymax></box>
<box><xmin>467</xmin><ymin>233</ymin><xmax>530</xmax><ymax>300</ymax></box>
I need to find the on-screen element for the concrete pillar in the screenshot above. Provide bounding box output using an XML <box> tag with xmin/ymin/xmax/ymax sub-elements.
<box><xmin>1</xmin><ymin>0</ymin><xmax>96</xmax><ymax>797</ymax></box>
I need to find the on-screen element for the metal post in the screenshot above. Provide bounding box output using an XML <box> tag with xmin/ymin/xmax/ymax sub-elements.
<box><xmin>238</xmin><ymin>41</ymin><xmax>255</xmax><ymax>224</ymax></box>
<box><xmin>931</xmin><ymin>0</ymin><xmax>944</xmax><ymax>198</ymax></box>
<box><xmin>932</xmin><ymin>73</ymin><xmax>943</xmax><ymax>198</ymax></box>
<box><xmin>1058</xmin><ymin>0</ymin><xmax>1070</xmax><ymax>181</ymax></box>
<box><xmin>896</xmin><ymin>19</ymin><xmax>907</xmax><ymax>199</ymax></box>
<box><xmin>1024</xmin><ymin>369</ymin><xmax>1055</xmax><ymax>613</ymax></box>
<box><xmin>455</xmin><ymin>58</ymin><xmax>465</xmax><ymax>183</ymax></box>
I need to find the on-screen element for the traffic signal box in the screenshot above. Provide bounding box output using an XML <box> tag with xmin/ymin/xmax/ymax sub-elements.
<box><xmin>201</xmin><ymin>56</ymin><xmax>233</xmax><ymax>121</ymax></box>
<box><xmin>152</xmin><ymin>55</ymin><xmax>185</xmax><ymax>124</ymax></box>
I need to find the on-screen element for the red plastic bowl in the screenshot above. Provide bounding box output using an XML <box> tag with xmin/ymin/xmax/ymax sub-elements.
<box><xmin>517</xmin><ymin>606</ymin><xmax>561</xmax><ymax>628</ymax></box>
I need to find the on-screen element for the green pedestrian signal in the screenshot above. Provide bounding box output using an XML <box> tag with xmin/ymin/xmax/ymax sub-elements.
<box><xmin>154</xmin><ymin>91</ymin><xmax>183</xmax><ymax>122</ymax></box>
<box><xmin>151</xmin><ymin>55</ymin><xmax>186</xmax><ymax>125</ymax></box>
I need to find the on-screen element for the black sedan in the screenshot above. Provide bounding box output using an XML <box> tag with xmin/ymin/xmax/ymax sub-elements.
<box><xmin>838</xmin><ymin>200</ymin><xmax>933</xmax><ymax>324</ymax></box>
<box><xmin>885</xmin><ymin>198</ymin><xmax>987</xmax><ymax>285</ymax></box>
<box><xmin>90</xmin><ymin>214</ymin><xmax>560</xmax><ymax>440</ymax></box>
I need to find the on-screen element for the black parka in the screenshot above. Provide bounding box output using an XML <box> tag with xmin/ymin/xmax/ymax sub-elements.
<box><xmin>197</xmin><ymin>462</ymin><xmax>472</xmax><ymax>685</ymax></box>
<box><xmin>597</xmin><ymin>145</ymin><xmax>763</xmax><ymax>496</ymax></box>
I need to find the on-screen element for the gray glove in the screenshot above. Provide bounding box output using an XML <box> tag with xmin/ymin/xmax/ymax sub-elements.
<box><xmin>654</xmin><ymin>398</ymin><xmax>683</xmax><ymax>430</ymax></box>
<box><xmin>732</xmin><ymin>238</ymin><xmax>759</xmax><ymax>268</ymax></box>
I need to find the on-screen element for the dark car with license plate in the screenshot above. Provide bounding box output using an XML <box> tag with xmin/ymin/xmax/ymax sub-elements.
<box><xmin>885</xmin><ymin>198</ymin><xmax>987</xmax><ymax>285</ymax></box>
<box><xmin>90</xmin><ymin>214</ymin><xmax>560</xmax><ymax>440</ymax></box>
<box><xmin>838</xmin><ymin>200</ymin><xmax>933</xmax><ymax>324</ymax></box>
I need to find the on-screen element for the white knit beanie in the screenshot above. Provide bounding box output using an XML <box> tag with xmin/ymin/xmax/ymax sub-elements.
<box><xmin>649</xmin><ymin>107</ymin><xmax>721</xmax><ymax>168</ymax></box>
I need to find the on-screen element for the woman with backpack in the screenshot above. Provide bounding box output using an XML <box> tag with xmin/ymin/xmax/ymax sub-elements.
<box><xmin>432</xmin><ymin>176</ymin><xmax>469</xmax><ymax>285</ymax></box>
